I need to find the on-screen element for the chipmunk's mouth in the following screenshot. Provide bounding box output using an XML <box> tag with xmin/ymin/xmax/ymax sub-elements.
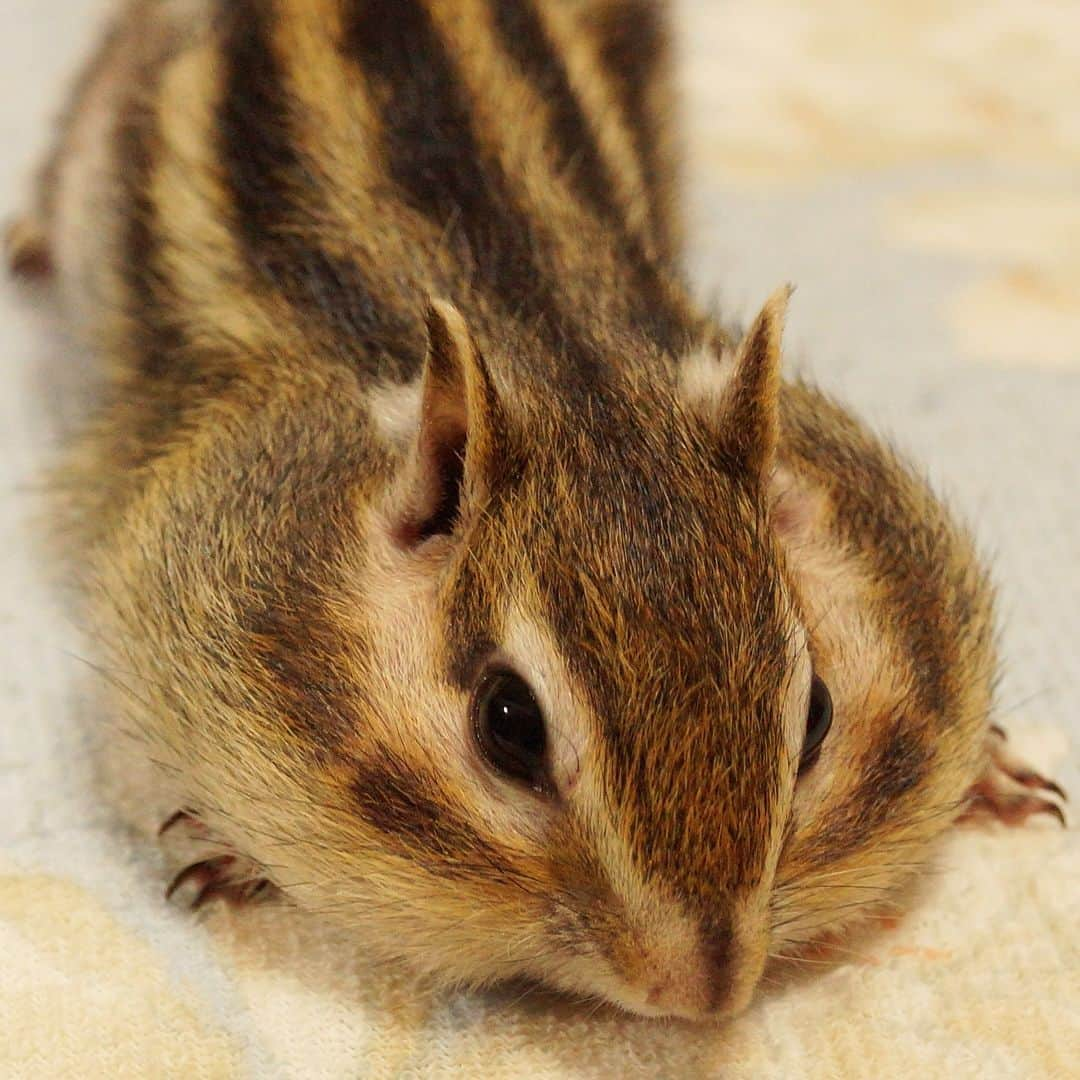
<box><xmin>600</xmin><ymin>958</ymin><xmax>764</xmax><ymax>1022</ymax></box>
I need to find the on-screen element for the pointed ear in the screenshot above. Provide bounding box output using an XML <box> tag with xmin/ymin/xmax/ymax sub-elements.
<box><xmin>682</xmin><ymin>286</ymin><xmax>792</xmax><ymax>482</ymax></box>
<box><xmin>392</xmin><ymin>300</ymin><xmax>504</xmax><ymax>547</ymax></box>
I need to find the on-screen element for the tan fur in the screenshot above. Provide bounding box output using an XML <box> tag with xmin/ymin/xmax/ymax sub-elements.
<box><xmin>8</xmin><ymin>0</ymin><xmax>1049</xmax><ymax>1022</ymax></box>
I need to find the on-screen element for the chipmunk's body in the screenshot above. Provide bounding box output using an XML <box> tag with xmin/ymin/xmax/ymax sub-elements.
<box><xmin>10</xmin><ymin>0</ymin><xmax>1062</xmax><ymax>1020</ymax></box>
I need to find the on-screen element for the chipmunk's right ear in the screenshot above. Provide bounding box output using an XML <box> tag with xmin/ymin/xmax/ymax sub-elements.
<box><xmin>390</xmin><ymin>300</ymin><xmax>506</xmax><ymax>548</ymax></box>
<box><xmin>680</xmin><ymin>287</ymin><xmax>791</xmax><ymax>483</ymax></box>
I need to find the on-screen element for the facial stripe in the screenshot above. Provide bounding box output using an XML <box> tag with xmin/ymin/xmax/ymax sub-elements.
<box><xmin>218</xmin><ymin>1</ymin><xmax>422</xmax><ymax>376</ymax></box>
<box><xmin>810</xmin><ymin>716</ymin><xmax>933</xmax><ymax>861</ymax></box>
<box><xmin>518</xmin><ymin>426</ymin><xmax>790</xmax><ymax>897</ymax></box>
<box><xmin>440</xmin><ymin>539</ymin><xmax>500</xmax><ymax>693</ymax></box>
<box><xmin>781</xmin><ymin>394</ymin><xmax>991</xmax><ymax>726</ymax></box>
<box><xmin>353</xmin><ymin>749</ymin><xmax>514</xmax><ymax>878</ymax></box>
<box><xmin>774</xmin><ymin>386</ymin><xmax>996</xmax><ymax>886</ymax></box>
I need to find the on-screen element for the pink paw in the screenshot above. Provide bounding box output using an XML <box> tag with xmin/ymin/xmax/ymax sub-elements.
<box><xmin>159</xmin><ymin>809</ymin><xmax>275</xmax><ymax>910</ymax></box>
<box><xmin>961</xmin><ymin>726</ymin><xmax>1067</xmax><ymax>827</ymax></box>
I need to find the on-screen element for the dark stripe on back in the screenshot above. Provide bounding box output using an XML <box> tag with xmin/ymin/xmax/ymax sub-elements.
<box><xmin>116</xmin><ymin>61</ymin><xmax>185</xmax><ymax>378</ymax></box>
<box><xmin>485</xmin><ymin>0</ymin><xmax>693</xmax><ymax>353</ymax></box>
<box><xmin>345</xmin><ymin>0</ymin><xmax>693</xmax><ymax>362</ymax></box>
<box><xmin>113</xmin><ymin>44</ymin><xmax>242</xmax><ymax>460</ymax></box>
<box><xmin>487</xmin><ymin>0</ymin><xmax>624</xmax><ymax>230</ymax></box>
<box><xmin>219</xmin><ymin>2</ymin><xmax>423</xmax><ymax>377</ymax></box>
<box><xmin>344</xmin><ymin>0</ymin><xmax>575</xmax><ymax>349</ymax></box>
<box><xmin>590</xmin><ymin>0</ymin><xmax>674</xmax><ymax>261</ymax></box>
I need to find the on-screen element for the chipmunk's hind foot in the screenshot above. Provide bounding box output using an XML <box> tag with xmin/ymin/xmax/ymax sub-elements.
<box><xmin>4</xmin><ymin>214</ymin><xmax>54</xmax><ymax>280</ymax></box>
<box><xmin>961</xmin><ymin>726</ymin><xmax>1067</xmax><ymax>827</ymax></box>
<box><xmin>159</xmin><ymin>809</ymin><xmax>277</xmax><ymax>910</ymax></box>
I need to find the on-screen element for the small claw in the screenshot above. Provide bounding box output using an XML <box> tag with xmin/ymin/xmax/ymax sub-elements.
<box><xmin>165</xmin><ymin>855</ymin><xmax>274</xmax><ymax>910</ymax></box>
<box><xmin>159</xmin><ymin>809</ymin><xmax>196</xmax><ymax>837</ymax></box>
<box><xmin>966</xmin><ymin>726</ymin><xmax>1068</xmax><ymax>828</ymax></box>
<box><xmin>192</xmin><ymin>880</ymin><xmax>223</xmax><ymax>911</ymax></box>
<box><xmin>166</xmin><ymin>856</ymin><xmax>235</xmax><ymax>903</ymax></box>
<box><xmin>194</xmin><ymin>874</ymin><xmax>270</xmax><ymax>910</ymax></box>
<box><xmin>1009</xmin><ymin>770</ymin><xmax>1067</xmax><ymax>802</ymax></box>
<box><xmin>159</xmin><ymin>812</ymin><xmax>273</xmax><ymax>911</ymax></box>
<box><xmin>193</xmin><ymin>875</ymin><xmax>273</xmax><ymax>910</ymax></box>
<box><xmin>965</xmin><ymin>791</ymin><xmax>1066</xmax><ymax>828</ymax></box>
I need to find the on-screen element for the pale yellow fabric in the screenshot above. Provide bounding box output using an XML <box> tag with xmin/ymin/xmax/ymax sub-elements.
<box><xmin>2</xmin><ymin>785</ymin><xmax>1076</xmax><ymax>1078</ymax></box>
<box><xmin>0</xmin><ymin>867</ymin><xmax>242</xmax><ymax>1078</ymax></box>
<box><xmin>1</xmin><ymin>1</ymin><xmax>1077</xmax><ymax>1077</ymax></box>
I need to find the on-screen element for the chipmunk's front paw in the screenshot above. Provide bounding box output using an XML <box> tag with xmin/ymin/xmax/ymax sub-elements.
<box><xmin>961</xmin><ymin>726</ymin><xmax>1067</xmax><ymax>827</ymax></box>
<box><xmin>159</xmin><ymin>809</ymin><xmax>276</xmax><ymax>910</ymax></box>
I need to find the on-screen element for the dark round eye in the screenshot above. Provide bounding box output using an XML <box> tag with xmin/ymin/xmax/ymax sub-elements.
<box><xmin>799</xmin><ymin>674</ymin><xmax>833</xmax><ymax>775</ymax></box>
<box><xmin>472</xmin><ymin>669</ymin><xmax>549</xmax><ymax>792</ymax></box>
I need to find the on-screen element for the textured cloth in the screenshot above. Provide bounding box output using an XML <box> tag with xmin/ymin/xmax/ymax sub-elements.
<box><xmin>1</xmin><ymin>1</ymin><xmax>1077</xmax><ymax>1077</ymax></box>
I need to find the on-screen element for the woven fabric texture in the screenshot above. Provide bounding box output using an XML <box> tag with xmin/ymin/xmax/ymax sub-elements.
<box><xmin>1</xmin><ymin>1</ymin><xmax>1076</xmax><ymax>1076</ymax></box>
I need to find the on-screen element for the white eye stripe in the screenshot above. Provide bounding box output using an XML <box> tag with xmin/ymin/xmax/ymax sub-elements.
<box><xmin>500</xmin><ymin>609</ymin><xmax>588</xmax><ymax>797</ymax></box>
<box><xmin>781</xmin><ymin>635</ymin><xmax>815</xmax><ymax>773</ymax></box>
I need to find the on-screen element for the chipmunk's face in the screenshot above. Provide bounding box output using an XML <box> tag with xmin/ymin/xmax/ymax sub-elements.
<box><xmin>295</xmin><ymin>300</ymin><xmax>993</xmax><ymax>1022</ymax></box>
<box><xmin>423</xmin><ymin>416</ymin><xmax>817</xmax><ymax>1020</ymax></box>
<box><xmin>341</xmin><ymin>297</ymin><xmax>843</xmax><ymax>1020</ymax></box>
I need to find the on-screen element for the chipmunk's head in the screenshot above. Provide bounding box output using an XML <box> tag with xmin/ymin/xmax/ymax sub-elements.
<box><xmin>325</xmin><ymin>291</ymin><xmax>834</xmax><ymax>1020</ymax></box>
<box><xmin>207</xmin><ymin>295</ymin><xmax>994</xmax><ymax>1022</ymax></box>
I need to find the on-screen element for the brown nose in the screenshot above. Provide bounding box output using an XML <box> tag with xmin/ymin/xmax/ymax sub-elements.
<box><xmin>639</xmin><ymin>917</ymin><xmax>738</xmax><ymax>1018</ymax></box>
<box><xmin>700</xmin><ymin>917</ymin><xmax>736</xmax><ymax>1012</ymax></box>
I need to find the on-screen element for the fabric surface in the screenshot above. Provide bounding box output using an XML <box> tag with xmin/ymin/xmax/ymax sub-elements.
<box><xmin>1</xmin><ymin>1</ymin><xmax>1077</xmax><ymax>1076</ymax></box>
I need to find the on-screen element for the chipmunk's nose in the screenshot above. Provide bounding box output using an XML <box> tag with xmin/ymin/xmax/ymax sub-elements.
<box><xmin>641</xmin><ymin>917</ymin><xmax>737</xmax><ymax>1017</ymax></box>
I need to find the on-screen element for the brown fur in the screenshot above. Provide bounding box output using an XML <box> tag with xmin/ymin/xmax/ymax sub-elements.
<box><xmin>9</xmin><ymin>0</ymin><xmax>1054</xmax><ymax>1021</ymax></box>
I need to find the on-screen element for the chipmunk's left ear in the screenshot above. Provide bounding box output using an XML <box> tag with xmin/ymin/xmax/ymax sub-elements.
<box><xmin>680</xmin><ymin>286</ymin><xmax>792</xmax><ymax>483</ymax></box>
<box><xmin>388</xmin><ymin>299</ymin><xmax>508</xmax><ymax>548</ymax></box>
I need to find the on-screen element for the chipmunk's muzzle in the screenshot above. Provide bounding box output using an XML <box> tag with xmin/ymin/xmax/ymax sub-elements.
<box><xmin>640</xmin><ymin>920</ymin><xmax>737</xmax><ymax>1017</ymax></box>
<box><xmin>604</xmin><ymin>909</ymin><xmax>767</xmax><ymax>1021</ymax></box>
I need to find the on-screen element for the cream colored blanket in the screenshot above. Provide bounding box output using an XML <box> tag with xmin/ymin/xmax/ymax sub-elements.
<box><xmin>1</xmin><ymin>1</ymin><xmax>1077</xmax><ymax>1076</ymax></box>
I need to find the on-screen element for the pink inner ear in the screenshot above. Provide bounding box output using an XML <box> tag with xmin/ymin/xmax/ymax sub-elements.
<box><xmin>770</xmin><ymin>468</ymin><xmax>819</xmax><ymax>543</ymax></box>
<box><xmin>393</xmin><ymin>412</ymin><xmax>467</xmax><ymax>548</ymax></box>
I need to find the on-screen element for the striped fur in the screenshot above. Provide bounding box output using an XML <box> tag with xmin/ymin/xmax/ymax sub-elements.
<box><xmin>12</xmin><ymin>0</ymin><xmax>1012</xmax><ymax>1020</ymax></box>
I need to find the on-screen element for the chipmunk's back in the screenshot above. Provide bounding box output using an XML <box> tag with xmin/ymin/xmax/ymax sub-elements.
<box><xmin>37</xmin><ymin>0</ymin><xmax>695</xmax><ymax>406</ymax></box>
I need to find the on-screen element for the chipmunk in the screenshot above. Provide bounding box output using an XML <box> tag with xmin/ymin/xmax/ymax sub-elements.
<box><xmin>8</xmin><ymin>0</ymin><xmax>1065</xmax><ymax>1021</ymax></box>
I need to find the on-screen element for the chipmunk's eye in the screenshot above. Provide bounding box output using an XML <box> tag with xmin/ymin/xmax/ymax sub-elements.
<box><xmin>472</xmin><ymin>669</ymin><xmax>550</xmax><ymax>793</ymax></box>
<box><xmin>799</xmin><ymin>674</ymin><xmax>833</xmax><ymax>775</ymax></box>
